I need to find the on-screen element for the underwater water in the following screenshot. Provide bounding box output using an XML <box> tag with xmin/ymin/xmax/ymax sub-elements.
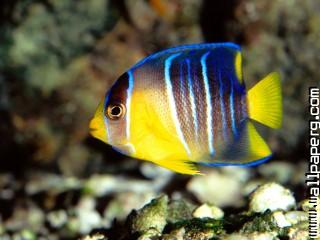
<box><xmin>0</xmin><ymin>0</ymin><xmax>317</xmax><ymax>239</ymax></box>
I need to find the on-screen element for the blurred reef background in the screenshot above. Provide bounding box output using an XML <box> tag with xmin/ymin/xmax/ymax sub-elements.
<box><xmin>0</xmin><ymin>0</ymin><xmax>318</xmax><ymax>239</ymax></box>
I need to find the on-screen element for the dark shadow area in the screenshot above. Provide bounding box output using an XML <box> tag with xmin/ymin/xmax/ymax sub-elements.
<box><xmin>200</xmin><ymin>0</ymin><xmax>243</xmax><ymax>43</ymax></box>
<box><xmin>0</xmin><ymin>110</ymin><xmax>34</xmax><ymax>176</ymax></box>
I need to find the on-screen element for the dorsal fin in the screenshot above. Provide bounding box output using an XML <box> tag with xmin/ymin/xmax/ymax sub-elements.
<box><xmin>132</xmin><ymin>42</ymin><xmax>241</xmax><ymax>69</ymax></box>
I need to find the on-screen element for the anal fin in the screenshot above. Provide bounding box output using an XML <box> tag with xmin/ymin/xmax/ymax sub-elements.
<box><xmin>151</xmin><ymin>158</ymin><xmax>201</xmax><ymax>175</ymax></box>
<box><xmin>201</xmin><ymin>121</ymin><xmax>272</xmax><ymax>167</ymax></box>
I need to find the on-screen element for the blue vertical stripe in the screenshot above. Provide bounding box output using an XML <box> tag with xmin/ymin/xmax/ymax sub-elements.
<box><xmin>186</xmin><ymin>59</ymin><xmax>199</xmax><ymax>139</ymax></box>
<box><xmin>230</xmin><ymin>78</ymin><xmax>237</xmax><ymax>136</ymax></box>
<box><xmin>164</xmin><ymin>53</ymin><xmax>191</xmax><ymax>156</ymax></box>
<box><xmin>179</xmin><ymin>62</ymin><xmax>188</xmax><ymax>119</ymax></box>
<box><xmin>218</xmin><ymin>70</ymin><xmax>227</xmax><ymax>139</ymax></box>
<box><xmin>126</xmin><ymin>70</ymin><xmax>134</xmax><ymax>140</ymax></box>
<box><xmin>201</xmin><ymin>51</ymin><xmax>215</xmax><ymax>156</ymax></box>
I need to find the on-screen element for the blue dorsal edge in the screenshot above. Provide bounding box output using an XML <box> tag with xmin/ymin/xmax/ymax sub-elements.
<box><xmin>131</xmin><ymin>42</ymin><xmax>241</xmax><ymax>70</ymax></box>
<box><xmin>198</xmin><ymin>154</ymin><xmax>273</xmax><ymax>168</ymax></box>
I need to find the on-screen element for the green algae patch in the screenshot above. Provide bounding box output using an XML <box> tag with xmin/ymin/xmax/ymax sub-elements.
<box><xmin>239</xmin><ymin>211</ymin><xmax>289</xmax><ymax>237</ymax></box>
<box><xmin>168</xmin><ymin>217</ymin><xmax>225</xmax><ymax>236</ymax></box>
<box><xmin>167</xmin><ymin>199</ymin><xmax>196</xmax><ymax>223</ymax></box>
<box><xmin>128</xmin><ymin>195</ymin><xmax>168</xmax><ymax>234</ymax></box>
<box><xmin>240</xmin><ymin>211</ymin><xmax>278</xmax><ymax>233</ymax></box>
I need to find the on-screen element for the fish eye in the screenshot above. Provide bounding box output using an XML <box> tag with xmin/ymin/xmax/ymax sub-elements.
<box><xmin>106</xmin><ymin>103</ymin><xmax>126</xmax><ymax>120</ymax></box>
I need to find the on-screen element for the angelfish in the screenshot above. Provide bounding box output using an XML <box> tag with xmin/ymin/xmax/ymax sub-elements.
<box><xmin>89</xmin><ymin>43</ymin><xmax>282</xmax><ymax>175</ymax></box>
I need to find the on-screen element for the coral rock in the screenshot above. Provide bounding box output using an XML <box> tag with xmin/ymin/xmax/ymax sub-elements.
<box><xmin>249</xmin><ymin>183</ymin><xmax>296</xmax><ymax>213</ymax></box>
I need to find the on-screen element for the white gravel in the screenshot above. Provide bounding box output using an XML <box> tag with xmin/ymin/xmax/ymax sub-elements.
<box><xmin>249</xmin><ymin>182</ymin><xmax>296</xmax><ymax>213</ymax></box>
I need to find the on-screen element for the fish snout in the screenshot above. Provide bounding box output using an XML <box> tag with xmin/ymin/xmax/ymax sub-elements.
<box><xmin>89</xmin><ymin>117</ymin><xmax>108</xmax><ymax>143</ymax></box>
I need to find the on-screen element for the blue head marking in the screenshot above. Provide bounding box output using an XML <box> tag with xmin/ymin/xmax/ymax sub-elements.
<box><xmin>103</xmin><ymin>91</ymin><xmax>112</xmax><ymax>143</ymax></box>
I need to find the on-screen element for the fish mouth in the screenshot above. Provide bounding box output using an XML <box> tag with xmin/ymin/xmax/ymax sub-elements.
<box><xmin>89</xmin><ymin>127</ymin><xmax>97</xmax><ymax>132</ymax></box>
<box><xmin>89</xmin><ymin>122</ymin><xmax>98</xmax><ymax>134</ymax></box>
<box><xmin>89</xmin><ymin>117</ymin><xmax>100</xmax><ymax>133</ymax></box>
<box><xmin>89</xmin><ymin>127</ymin><xmax>99</xmax><ymax>138</ymax></box>
<box><xmin>89</xmin><ymin>117</ymin><xmax>108</xmax><ymax>143</ymax></box>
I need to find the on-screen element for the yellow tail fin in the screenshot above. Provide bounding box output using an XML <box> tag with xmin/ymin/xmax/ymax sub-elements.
<box><xmin>247</xmin><ymin>72</ymin><xmax>282</xmax><ymax>129</ymax></box>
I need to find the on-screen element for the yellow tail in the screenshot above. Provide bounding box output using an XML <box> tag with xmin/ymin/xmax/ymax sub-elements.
<box><xmin>247</xmin><ymin>72</ymin><xmax>282</xmax><ymax>129</ymax></box>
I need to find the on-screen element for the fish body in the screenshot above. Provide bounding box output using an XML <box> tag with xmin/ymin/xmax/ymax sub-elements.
<box><xmin>89</xmin><ymin>43</ymin><xmax>282</xmax><ymax>174</ymax></box>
